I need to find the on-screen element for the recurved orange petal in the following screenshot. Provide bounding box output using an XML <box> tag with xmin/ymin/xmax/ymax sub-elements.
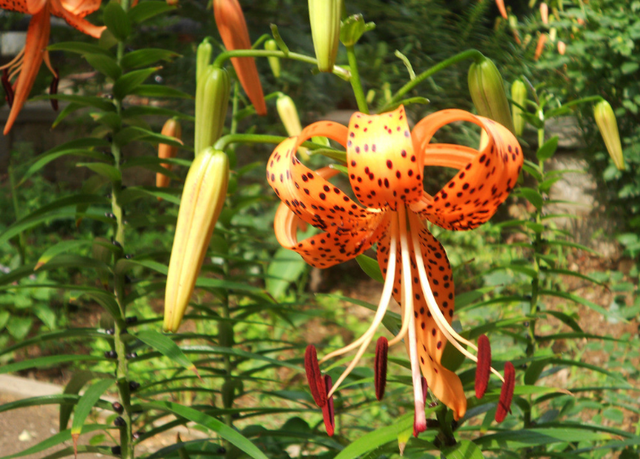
<box><xmin>347</xmin><ymin>106</ymin><xmax>423</xmax><ymax>210</ymax></box>
<box><xmin>377</xmin><ymin>214</ymin><xmax>466</xmax><ymax>419</ymax></box>
<box><xmin>410</xmin><ymin>109</ymin><xmax>523</xmax><ymax>231</ymax></box>
<box><xmin>3</xmin><ymin>5</ymin><xmax>51</xmax><ymax>135</ymax></box>
<box><xmin>58</xmin><ymin>0</ymin><xmax>101</xmax><ymax>17</ymax></box>
<box><xmin>26</xmin><ymin>0</ymin><xmax>46</xmax><ymax>13</ymax></box>
<box><xmin>0</xmin><ymin>0</ymin><xmax>29</xmax><ymax>13</ymax></box>
<box><xmin>51</xmin><ymin>0</ymin><xmax>105</xmax><ymax>38</ymax></box>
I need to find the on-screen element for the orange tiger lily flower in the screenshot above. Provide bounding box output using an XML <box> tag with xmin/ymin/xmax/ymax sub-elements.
<box><xmin>267</xmin><ymin>106</ymin><xmax>522</xmax><ymax>430</ymax></box>
<box><xmin>0</xmin><ymin>0</ymin><xmax>105</xmax><ymax>134</ymax></box>
<box><xmin>213</xmin><ymin>0</ymin><xmax>267</xmax><ymax>116</ymax></box>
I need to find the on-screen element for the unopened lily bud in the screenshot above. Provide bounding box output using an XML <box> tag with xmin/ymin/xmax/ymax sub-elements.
<box><xmin>558</xmin><ymin>40</ymin><xmax>566</xmax><ymax>55</ymax></box>
<box><xmin>166</xmin><ymin>0</ymin><xmax>178</xmax><ymax>5</ymax></box>
<box><xmin>468</xmin><ymin>57</ymin><xmax>515</xmax><ymax>134</ymax></box>
<box><xmin>511</xmin><ymin>79</ymin><xmax>527</xmax><ymax>136</ymax></box>
<box><xmin>309</xmin><ymin>0</ymin><xmax>342</xmax><ymax>72</ymax></box>
<box><xmin>214</xmin><ymin>0</ymin><xmax>267</xmax><ymax>115</ymax></box>
<box><xmin>276</xmin><ymin>94</ymin><xmax>309</xmax><ymax>159</ymax></box>
<box><xmin>534</xmin><ymin>34</ymin><xmax>547</xmax><ymax>60</ymax></box>
<box><xmin>196</xmin><ymin>39</ymin><xmax>213</xmax><ymax>84</ymax></box>
<box><xmin>496</xmin><ymin>0</ymin><xmax>507</xmax><ymax>19</ymax></box>
<box><xmin>508</xmin><ymin>15</ymin><xmax>521</xmax><ymax>44</ymax></box>
<box><xmin>540</xmin><ymin>2</ymin><xmax>549</xmax><ymax>25</ymax></box>
<box><xmin>549</xmin><ymin>27</ymin><xmax>557</xmax><ymax>43</ymax></box>
<box><xmin>156</xmin><ymin>118</ymin><xmax>182</xmax><ymax>197</ymax></box>
<box><xmin>264</xmin><ymin>39</ymin><xmax>281</xmax><ymax>78</ymax></box>
<box><xmin>195</xmin><ymin>66</ymin><xmax>230</xmax><ymax>156</ymax></box>
<box><xmin>340</xmin><ymin>14</ymin><xmax>374</xmax><ymax>47</ymax></box>
<box><xmin>594</xmin><ymin>100</ymin><xmax>625</xmax><ymax>171</ymax></box>
<box><xmin>164</xmin><ymin>148</ymin><xmax>229</xmax><ymax>332</ymax></box>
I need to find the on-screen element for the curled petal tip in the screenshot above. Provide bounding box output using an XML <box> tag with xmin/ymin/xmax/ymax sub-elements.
<box><xmin>374</xmin><ymin>336</ymin><xmax>388</xmax><ymax>401</ymax></box>
<box><xmin>321</xmin><ymin>374</ymin><xmax>335</xmax><ymax>436</ymax></box>
<box><xmin>495</xmin><ymin>361</ymin><xmax>515</xmax><ymax>423</ymax></box>
<box><xmin>304</xmin><ymin>344</ymin><xmax>327</xmax><ymax>407</ymax></box>
<box><xmin>475</xmin><ymin>334</ymin><xmax>491</xmax><ymax>399</ymax></box>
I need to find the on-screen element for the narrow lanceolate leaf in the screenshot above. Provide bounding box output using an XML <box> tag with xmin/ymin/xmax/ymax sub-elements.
<box><xmin>47</xmin><ymin>42</ymin><xmax>114</xmax><ymax>57</ymax></box>
<box><xmin>33</xmin><ymin>94</ymin><xmax>116</xmax><ymax>112</ymax></box>
<box><xmin>334</xmin><ymin>413</ymin><xmax>415</xmax><ymax>459</ymax></box>
<box><xmin>266</xmin><ymin>247</ymin><xmax>308</xmax><ymax>300</ymax></box>
<box><xmin>136</xmin><ymin>330</ymin><xmax>201</xmax><ymax>381</ymax></box>
<box><xmin>121</xmin><ymin>49</ymin><xmax>181</xmax><ymax>69</ymax></box>
<box><xmin>536</xmin><ymin>135</ymin><xmax>559</xmax><ymax>161</ymax></box>
<box><xmin>77</xmin><ymin>163</ymin><xmax>122</xmax><ymax>182</ymax></box>
<box><xmin>60</xmin><ymin>371</ymin><xmax>104</xmax><ymax>431</ymax></box>
<box><xmin>142</xmin><ymin>401</ymin><xmax>269</xmax><ymax>459</ymax></box>
<box><xmin>103</xmin><ymin>1</ymin><xmax>131</xmax><ymax>40</ymax></box>
<box><xmin>85</xmin><ymin>53</ymin><xmax>121</xmax><ymax>80</ymax></box>
<box><xmin>128</xmin><ymin>1</ymin><xmax>176</xmax><ymax>23</ymax></box>
<box><xmin>35</xmin><ymin>240</ymin><xmax>91</xmax><ymax>270</ymax></box>
<box><xmin>0</xmin><ymin>355</ymin><xmax>105</xmax><ymax>375</ymax></box>
<box><xmin>130</xmin><ymin>85</ymin><xmax>192</xmax><ymax>99</ymax></box>
<box><xmin>114</xmin><ymin>126</ymin><xmax>184</xmax><ymax>148</ymax></box>
<box><xmin>71</xmin><ymin>379</ymin><xmax>114</xmax><ymax>455</ymax></box>
<box><xmin>356</xmin><ymin>254</ymin><xmax>384</xmax><ymax>284</ymax></box>
<box><xmin>442</xmin><ymin>440</ymin><xmax>484</xmax><ymax>459</ymax></box>
<box><xmin>114</xmin><ymin>67</ymin><xmax>161</xmax><ymax>100</ymax></box>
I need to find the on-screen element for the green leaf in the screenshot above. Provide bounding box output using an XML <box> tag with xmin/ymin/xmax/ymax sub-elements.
<box><xmin>60</xmin><ymin>371</ymin><xmax>102</xmax><ymax>431</ymax></box>
<box><xmin>136</xmin><ymin>330</ymin><xmax>197</xmax><ymax>372</ymax></box>
<box><xmin>0</xmin><ymin>425</ymin><xmax>112</xmax><ymax>459</ymax></box>
<box><xmin>47</xmin><ymin>42</ymin><xmax>113</xmax><ymax>57</ymax></box>
<box><xmin>71</xmin><ymin>379</ymin><xmax>114</xmax><ymax>436</ymax></box>
<box><xmin>69</xmin><ymin>290</ymin><xmax>122</xmax><ymax>320</ymax></box>
<box><xmin>540</xmin><ymin>290</ymin><xmax>626</xmax><ymax>322</ymax></box>
<box><xmin>542</xmin><ymin>310</ymin><xmax>583</xmax><ymax>332</ymax></box>
<box><xmin>474</xmin><ymin>427</ymin><xmax>610</xmax><ymax>448</ymax></box>
<box><xmin>0</xmin><ymin>355</ymin><xmax>105</xmax><ymax>375</ymax></box>
<box><xmin>266</xmin><ymin>247</ymin><xmax>308</xmax><ymax>299</ymax></box>
<box><xmin>355</xmin><ymin>254</ymin><xmax>384</xmax><ymax>283</ymax></box>
<box><xmin>51</xmin><ymin>102</ymin><xmax>84</xmax><ymax>128</ymax></box>
<box><xmin>19</xmin><ymin>137</ymin><xmax>109</xmax><ymax>185</ymax></box>
<box><xmin>113</xmin><ymin>67</ymin><xmax>160</xmax><ymax>99</ymax></box>
<box><xmin>33</xmin><ymin>94</ymin><xmax>116</xmax><ymax>111</ymax></box>
<box><xmin>517</xmin><ymin>187</ymin><xmax>544</xmax><ymax>210</ymax></box>
<box><xmin>128</xmin><ymin>0</ymin><xmax>176</xmax><ymax>23</ymax></box>
<box><xmin>122</xmin><ymin>105</ymin><xmax>194</xmax><ymax>121</ymax></box>
<box><xmin>524</xmin><ymin>358</ymin><xmax>551</xmax><ymax>385</ymax></box>
<box><xmin>113</xmin><ymin>126</ymin><xmax>183</xmax><ymax>148</ymax></box>
<box><xmin>142</xmin><ymin>401</ymin><xmax>269</xmax><ymax>459</ymax></box>
<box><xmin>6</xmin><ymin>316</ymin><xmax>33</xmax><ymax>340</ymax></box>
<box><xmin>77</xmin><ymin>162</ymin><xmax>122</xmax><ymax>182</ymax></box>
<box><xmin>35</xmin><ymin>253</ymin><xmax>111</xmax><ymax>274</ymax></box>
<box><xmin>320</xmin><ymin>294</ymin><xmax>401</xmax><ymax>336</ymax></box>
<box><xmin>443</xmin><ymin>440</ymin><xmax>484</xmax><ymax>459</ymax></box>
<box><xmin>129</xmin><ymin>84</ymin><xmax>192</xmax><ymax>99</ymax></box>
<box><xmin>103</xmin><ymin>1</ymin><xmax>131</xmax><ymax>40</ymax></box>
<box><xmin>35</xmin><ymin>240</ymin><xmax>91</xmax><ymax>270</ymax></box>
<box><xmin>334</xmin><ymin>414</ymin><xmax>414</xmax><ymax>458</ymax></box>
<box><xmin>0</xmin><ymin>328</ymin><xmax>110</xmax><ymax>357</ymax></box>
<box><xmin>536</xmin><ymin>136</ymin><xmax>559</xmax><ymax>161</ymax></box>
<box><xmin>85</xmin><ymin>53</ymin><xmax>121</xmax><ymax>80</ymax></box>
<box><xmin>121</xmin><ymin>48</ymin><xmax>180</xmax><ymax>69</ymax></box>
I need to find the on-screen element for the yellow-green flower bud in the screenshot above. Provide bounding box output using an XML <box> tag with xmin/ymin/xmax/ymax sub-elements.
<box><xmin>308</xmin><ymin>0</ymin><xmax>342</xmax><ymax>72</ymax></box>
<box><xmin>594</xmin><ymin>100</ymin><xmax>625</xmax><ymax>171</ymax></box>
<box><xmin>511</xmin><ymin>80</ymin><xmax>527</xmax><ymax>137</ymax></box>
<box><xmin>340</xmin><ymin>14</ymin><xmax>375</xmax><ymax>47</ymax></box>
<box><xmin>195</xmin><ymin>66</ymin><xmax>230</xmax><ymax>156</ymax></box>
<box><xmin>277</xmin><ymin>94</ymin><xmax>308</xmax><ymax>159</ymax></box>
<box><xmin>468</xmin><ymin>57</ymin><xmax>515</xmax><ymax>134</ymax></box>
<box><xmin>164</xmin><ymin>148</ymin><xmax>229</xmax><ymax>332</ymax></box>
<box><xmin>264</xmin><ymin>39</ymin><xmax>281</xmax><ymax>78</ymax></box>
<box><xmin>196</xmin><ymin>39</ymin><xmax>213</xmax><ymax>84</ymax></box>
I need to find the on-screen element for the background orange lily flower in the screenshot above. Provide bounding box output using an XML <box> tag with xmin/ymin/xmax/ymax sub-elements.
<box><xmin>0</xmin><ymin>0</ymin><xmax>105</xmax><ymax>134</ymax></box>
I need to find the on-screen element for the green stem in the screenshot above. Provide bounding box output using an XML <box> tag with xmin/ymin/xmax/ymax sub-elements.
<box><xmin>346</xmin><ymin>45</ymin><xmax>368</xmax><ymax>114</ymax></box>
<box><xmin>212</xmin><ymin>49</ymin><xmax>350</xmax><ymax>80</ymax></box>
<box><xmin>380</xmin><ymin>49</ymin><xmax>485</xmax><ymax>112</ymax></box>
<box><xmin>111</xmin><ymin>5</ymin><xmax>133</xmax><ymax>457</ymax></box>
<box><xmin>8</xmin><ymin>163</ymin><xmax>25</xmax><ymax>266</ymax></box>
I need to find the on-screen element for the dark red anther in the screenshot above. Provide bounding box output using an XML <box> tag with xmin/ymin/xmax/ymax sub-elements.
<box><xmin>374</xmin><ymin>336</ymin><xmax>388</xmax><ymax>401</ymax></box>
<box><xmin>495</xmin><ymin>362</ymin><xmax>515</xmax><ymax>423</ymax></box>
<box><xmin>2</xmin><ymin>69</ymin><xmax>14</xmax><ymax>108</ymax></box>
<box><xmin>304</xmin><ymin>345</ymin><xmax>326</xmax><ymax>407</ymax></box>
<box><xmin>475</xmin><ymin>334</ymin><xmax>491</xmax><ymax>399</ymax></box>
<box><xmin>49</xmin><ymin>69</ymin><xmax>59</xmax><ymax>111</ymax></box>
<box><xmin>321</xmin><ymin>374</ymin><xmax>335</xmax><ymax>436</ymax></box>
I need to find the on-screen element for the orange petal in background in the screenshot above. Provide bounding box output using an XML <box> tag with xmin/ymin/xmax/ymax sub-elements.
<box><xmin>213</xmin><ymin>0</ymin><xmax>266</xmax><ymax>115</ymax></box>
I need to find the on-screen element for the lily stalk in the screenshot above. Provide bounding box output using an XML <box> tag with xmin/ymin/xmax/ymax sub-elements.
<box><xmin>164</xmin><ymin>148</ymin><xmax>229</xmax><ymax>332</ymax></box>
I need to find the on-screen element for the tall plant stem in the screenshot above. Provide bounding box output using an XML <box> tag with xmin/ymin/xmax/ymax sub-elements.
<box><xmin>379</xmin><ymin>49</ymin><xmax>485</xmax><ymax>112</ymax></box>
<box><xmin>346</xmin><ymin>45</ymin><xmax>369</xmax><ymax>114</ymax></box>
<box><xmin>110</xmin><ymin>1</ymin><xmax>133</xmax><ymax>455</ymax></box>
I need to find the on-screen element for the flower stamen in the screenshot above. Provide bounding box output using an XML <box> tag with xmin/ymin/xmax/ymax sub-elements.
<box><xmin>304</xmin><ymin>345</ymin><xmax>326</xmax><ymax>407</ymax></box>
<box><xmin>409</xmin><ymin>212</ymin><xmax>505</xmax><ymax>383</ymax></box>
<box><xmin>325</xmin><ymin>215</ymin><xmax>399</xmax><ymax>398</ymax></box>
<box><xmin>374</xmin><ymin>336</ymin><xmax>388</xmax><ymax>401</ymax></box>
